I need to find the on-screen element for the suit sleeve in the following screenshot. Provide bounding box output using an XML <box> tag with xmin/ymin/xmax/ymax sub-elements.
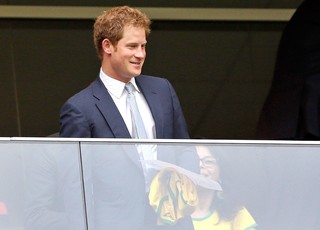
<box><xmin>59</xmin><ymin>101</ymin><xmax>91</xmax><ymax>138</ymax></box>
<box><xmin>166</xmin><ymin>79</ymin><xmax>190</xmax><ymax>139</ymax></box>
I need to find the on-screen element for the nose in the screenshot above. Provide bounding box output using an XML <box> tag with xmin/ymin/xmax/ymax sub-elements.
<box><xmin>135</xmin><ymin>46</ymin><xmax>145</xmax><ymax>58</ymax></box>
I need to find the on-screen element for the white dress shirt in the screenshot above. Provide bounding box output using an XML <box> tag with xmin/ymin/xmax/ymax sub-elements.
<box><xmin>99</xmin><ymin>69</ymin><xmax>156</xmax><ymax>139</ymax></box>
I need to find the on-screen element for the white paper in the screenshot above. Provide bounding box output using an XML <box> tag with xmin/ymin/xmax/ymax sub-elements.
<box><xmin>142</xmin><ymin>160</ymin><xmax>222</xmax><ymax>191</ymax></box>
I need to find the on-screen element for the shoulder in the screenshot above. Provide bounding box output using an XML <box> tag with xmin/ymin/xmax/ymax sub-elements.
<box><xmin>137</xmin><ymin>74</ymin><xmax>169</xmax><ymax>84</ymax></box>
<box><xmin>61</xmin><ymin>78</ymin><xmax>101</xmax><ymax>111</ymax></box>
<box><xmin>232</xmin><ymin>207</ymin><xmax>257</xmax><ymax>229</ymax></box>
<box><xmin>66</xmin><ymin>78</ymin><xmax>101</xmax><ymax>102</ymax></box>
<box><xmin>136</xmin><ymin>75</ymin><xmax>174</xmax><ymax>91</ymax></box>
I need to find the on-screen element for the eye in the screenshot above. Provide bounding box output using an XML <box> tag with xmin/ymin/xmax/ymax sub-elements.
<box><xmin>200</xmin><ymin>157</ymin><xmax>217</xmax><ymax>167</ymax></box>
<box><xmin>127</xmin><ymin>44</ymin><xmax>137</xmax><ymax>48</ymax></box>
<box><xmin>204</xmin><ymin>160</ymin><xmax>216</xmax><ymax>165</ymax></box>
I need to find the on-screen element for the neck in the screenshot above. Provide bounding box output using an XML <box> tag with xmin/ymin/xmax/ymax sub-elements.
<box><xmin>101</xmin><ymin>62</ymin><xmax>131</xmax><ymax>83</ymax></box>
<box><xmin>192</xmin><ymin>188</ymin><xmax>215</xmax><ymax>218</ymax></box>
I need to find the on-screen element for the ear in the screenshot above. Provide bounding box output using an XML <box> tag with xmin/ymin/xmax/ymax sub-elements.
<box><xmin>102</xmin><ymin>38</ymin><xmax>113</xmax><ymax>54</ymax></box>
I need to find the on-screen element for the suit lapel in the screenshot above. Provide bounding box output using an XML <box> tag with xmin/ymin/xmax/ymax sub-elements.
<box><xmin>92</xmin><ymin>78</ymin><xmax>130</xmax><ymax>138</ymax></box>
<box><xmin>91</xmin><ymin>78</ymin><xmax>143</xmax><ymax>170</ymax></box>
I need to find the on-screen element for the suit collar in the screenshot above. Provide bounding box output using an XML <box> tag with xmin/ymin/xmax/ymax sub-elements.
<box><xmin>92</xmin><ymin>76</ymin><xmax>164</xmax><ymax>139</ymax></box>
<box><xmin>92</xmin><ymin>77</ymin><xmax>131</xmax><ymax>138</ymax></box>
<box><xmin>92</xmin><ymin>77</ymin><xmax>143</xmax><ymax>170</ymax></box>
<box><xmin>99</xmin><ymin>70</ymin><xmax>141</xmax><ymax>98</ymax></box>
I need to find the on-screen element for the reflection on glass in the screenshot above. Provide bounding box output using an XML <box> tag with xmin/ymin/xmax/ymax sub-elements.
<box><xmin>191</xmin><ymin>145</ymin><xmax>257</xmax><ymax>230</ymax></box>
<box><xmin>1</xmin><ymin>140</ymin><xmax>320</xmax><ymax>230</ymax></box>
<box><xmin>81</xmin><ymin>143</ymin><xmax>199</xmax><ymax>230</ymax></box>
<box><xmin>23</xmin><ymin>142</ymin><xmax>86</xmax><ymax>230</ymax></box>
<box><xmin>0</xmin><ymin>143</ymin><xmax>24</xmax><ymax>230</ymax></box>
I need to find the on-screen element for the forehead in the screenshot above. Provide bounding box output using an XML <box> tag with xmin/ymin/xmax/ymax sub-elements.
<box><xmin>122</xmin><ymin>25</ymin><xmax>146</xmax><ymax>37</ymax></box>
<box><xmin>196</xmin><ymin>146</ymin><xmax>212</xmax><ymax>158</ymax></box>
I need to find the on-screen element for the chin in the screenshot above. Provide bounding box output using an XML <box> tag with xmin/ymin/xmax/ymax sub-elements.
<box><xmin>131</xmin><ymin>68</ymin><xmax>142</xmax><ymax>75</ymax></box>
<box><xmin>132</xmin><ymin>73</ymin><xmax>141</xmax><ymax>77</ymax></box>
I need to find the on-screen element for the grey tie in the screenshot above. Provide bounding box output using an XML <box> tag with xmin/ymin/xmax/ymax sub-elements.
<box><xmin>125</xmin><ymin>82</ymin><xmax>148</xmax><ymax>139</ymax></box>
<box><xmin>125</xmin><ymin>83</ymin><xmax>155</xmax><ymax>191</ymax></box>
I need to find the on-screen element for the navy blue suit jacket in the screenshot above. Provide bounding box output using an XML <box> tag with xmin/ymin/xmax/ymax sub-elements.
<box><xmin>59</xmin><ymin>75</ymin><xmax>198</xmax><ymax>230</ymax></box>
<box><xmin>60</xmin><ymin>75</ymin><xmax>189</xmax><ymax>139</ymax></box>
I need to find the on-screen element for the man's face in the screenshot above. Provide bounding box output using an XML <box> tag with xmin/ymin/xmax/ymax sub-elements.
<box><xmin>107</xmin><ymin>25</ymin><xmax>147</xmax><ymax>82</ymax></box>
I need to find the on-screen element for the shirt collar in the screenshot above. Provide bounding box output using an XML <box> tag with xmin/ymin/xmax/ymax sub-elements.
<box><xmin>99</xmin><ymin>68</ymin><xmax>141</xmax><ymax>98</ymax></box>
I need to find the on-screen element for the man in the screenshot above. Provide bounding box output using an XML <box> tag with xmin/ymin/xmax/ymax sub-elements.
<box><xmin>255</xmin><ymin>1</ymin><xmax>320</xmax><ymax>228</ymax></box>
<box><xmin>256</xmin><ymin>0</ymin><xmax>320</xmax><ymax>140</ymax></box>
<box><xmin>60</xmin><ymin>6</ymin><xmax>198</xmax><ymax>230</ymax></box>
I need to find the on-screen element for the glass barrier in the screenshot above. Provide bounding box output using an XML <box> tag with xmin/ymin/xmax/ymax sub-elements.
<box><xmin>1</xmin><ymin>139</ymin><xmax>320</xmax><ymax>230</ymax></box>
<box><xmin>0</xmin><ymin>140</ymin><xmax>86</xmax><ymax>230</ymax></box>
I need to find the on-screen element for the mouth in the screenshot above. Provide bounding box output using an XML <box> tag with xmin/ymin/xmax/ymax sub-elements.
<box><xmin>130</xmin><ymin>61</ymin><xmax>140</xmax><ymax>64</ymax></box>
<box><xmin>200</xmin><ymin>172</ymin><xmax>209</xmax><ymax>177</ymax></box>
<box><xmin>130</xmin><ymin>59</ymin><xmax>144</xmax><ymax>67</ymax></box>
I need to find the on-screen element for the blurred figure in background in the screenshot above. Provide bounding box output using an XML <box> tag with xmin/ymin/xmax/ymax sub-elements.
<box><xmin>256</xmin><ymin>0</ymin><xmax>320</xmax><ymax>140</ymax></box>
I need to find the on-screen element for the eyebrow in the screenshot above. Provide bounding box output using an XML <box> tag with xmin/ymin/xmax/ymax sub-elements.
<box><xmin>200</xmin><ymin>156</ymin><xmax>216</xmax><ymax>161</ymax></box>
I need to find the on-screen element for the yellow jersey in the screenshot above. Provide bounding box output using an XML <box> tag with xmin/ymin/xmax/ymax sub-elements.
<box><xmin>192</xmin><ymin>207</ymin><xmax>257</xmax><ymax>230</ymax></box>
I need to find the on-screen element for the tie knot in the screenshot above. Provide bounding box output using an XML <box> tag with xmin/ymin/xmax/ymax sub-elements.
<box><xmin>125</xmin><ymin>82</ymin><xmax>135</xmax><ymax>95</ymax></box>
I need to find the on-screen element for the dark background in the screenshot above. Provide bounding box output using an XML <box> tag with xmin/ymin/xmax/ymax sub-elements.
<box><xmin>0</xmin><ymin>0</ymin><xmax>304</xmax><ymax>138</ymax></box>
